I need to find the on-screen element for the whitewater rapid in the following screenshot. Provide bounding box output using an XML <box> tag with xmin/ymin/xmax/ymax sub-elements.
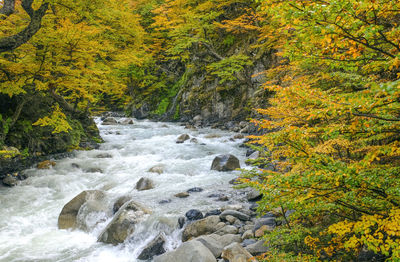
<box><xmin>0</xmin><ymin>119</ymin><xmax>249</xmax><ymax>262</ymax></box>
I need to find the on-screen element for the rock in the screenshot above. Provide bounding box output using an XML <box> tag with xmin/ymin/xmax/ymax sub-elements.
<box><xmin>205</xmin><ymin>134</ymin><xmax>222</xmax><ymax>139</ymax></box>
<box><xmin>221</xmin><ymin>243</ymin><xmax>256</xmax><ymax>262</ymax></box>
<box><xmin>138</xmin><ymin>233</ymin><xmax>166</xmax><ymax>260</ymax></box>
<box><xmin>193</xmin><ymin>115</ymin><xmax>203</xmax><ymax>122</ymax></box>
<box><xmin>58</xmin><ymin>190</ymin><xmax>106</xmax><ymax>230</ymax></box>
<box><xmin>246</xmin><ymin>189</ymin><xmax>262</xmax><ymax>201</ymax></box>
<box><xmin>255</xmin><ymin>225</ymin><xmax>273</xmax><ymax>237</ymax></box>
<box><xmin>176</xmin><ymin>134</ymin><xmax>190</xmax><ymax>144</ymax></box>
<box><xmin>225</xmin><ymin>215</ymin><xmax>237</xmax><ymax>224</ymax></box>
<box><xmin>154</xmin><ymin>240</ymin><xmax>216</xmax><ymax>262</ymax></box>
<box><xmin>241</xmin><ymin>230</ymin><xmax>254</xmax><ymax>240</ymax></box>
<box><xmin>178</xmin><ymin>217</ymin><xmax>186</xmax><ymax>228</ymax></box>
<box><xmin>247</xmin><ymin>151</ymin><xmax>260</xmax><ymax>160</ymax></box>
<box><xmin>113</xmin><ymin>196</ymin><xmax>131</xmax><ymax>214</ymax></box>
<box><xmin>245</xmin><ymin>240</ymin><xmax>269</xmax><ymax>256</ymax></box>
<box><xmin>98</xmin><ymin>200</ymin><xmax>150</xmax><ymax>245</ymax></box>
<box><xmin>211</xmin><ymin>154</ymin><xmax>240</xmax><ymax>171</ymax></box>
<box><xmin>215</xmin><ymin>225</ymin><xmax>238</xmax><ymax>235</ymax></box>
<box><xmin>71</xmin><ymin>163</ymin><xmax>80</xmax><ymax>169</ymax></box>
<box><xmin>148</xmin><ymin>164</ymin><xmax>165</xmax><ymax>174</ymax></box>
<box><xmin>195</xmin><ymin>234</ymin><xmax>242</xmax><ymax>258</ymax></box>
<box><xmin>187</xmin><ymin>187</ymin><xmax>203</xmax><ymax>193</ymax></box>
<box><xmin>2</xmin><ymin>174</ymin><xmax>18</xmax><ymax>187</ymax></box>
<box><xmin>205</xmin><ymin>209</ymin><xmax>221</xmax><ymax>217</ymax></box>
<box><xmin>233</xmin><ymin>134</ymin><xmax>245</xmax><ymax>139</ymax></box>
<box><xmin>242</xmin><ymin>239</ymin><xmax>257</xmax><ymax>247</ymax></box>
<box><xmin>190</xmin><ymin>138</ymin><xmax>199</xmax><ymax>143</ymax></box>
<box><xmin>182</xmin><ymin>215</ymin><xmax>222</xmax><ymax>241</ymax></box>
<box><xmin>95</xmin><ymin>153</ymin><xmax>112</xmax><ymax>158</ymax></box>
<box><xmin>159</xmin><ymin>199</ymin><xmax>172</xmax><ymax>204</ymax></box>
<box><xmin>37</xmin><ymin>160</ymin><xmax>56</xmax><ymax>169</ymax></box>
<box><xmin>220</xmin><ymin>210</ymin><xmax>250</xmax><ymax>221</ymax></box>
<box><xmin>217</xmin><ymin>195</ymin><xmax>229</xmax><ymax>201</ymax></box>
<box><xmin>174</xmin><ymin>192</ymin><xmax>189</xmax><ymax>198</ymax></box>
<box><xmin>185</xmin><ymin>209</ymin><xmax>203</xmax><ymax>221</ymax></box>
<box><xmin>254</xmin><ymin>217</ymin><xmax>276</xmax><ymax>232</ymax></box>
<box><xmin>120</xmin><ymin>118</ymin><xmax>134</xmax><ymax>125</ymax></box>
<box><xmin>85</xmin><ymin>167</ymin><xmax>103</xmax><ymax>173</ymax></box>
<box><xmin>102</xmin><ymin>117</ymin><xmax>118</xmax><ymax>125</ymax></box>
<box><xmin>135</xmin><ymin>177</ymin><xmax>155</xmax><ymax>191</ymax></box>
<box><xmin>222</xmin><ymin>204</ymin><xmax>243</xmax><ymax>211</ymax></box>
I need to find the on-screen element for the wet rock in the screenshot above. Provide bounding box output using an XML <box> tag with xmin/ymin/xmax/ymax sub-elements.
<box><xmin>233</xmin><ymin>134</ymin><xmax>245</xmax><ymax>139</ymax></box>
<box><xmin>187</xmin><ymin>187</ymin><xmax>203</xmax><ymax>193</ymax></box>
<box><xmin>190</xmin><ymin>138</ymin><xmax>199</xmax><ymax>143</ymax></box>
<box><xmin>211</xmin><ymin>154</ymin><xmax>240</xmax><ymax>171</ymax></box>
<box><xmin>136</xmin><ymin>177</ymin><xmax>155</xmax><ymax>191</ymax></box>
<box><xmin>220</xmin><ymin>210</ymin><xmax>250</xmax><ymax>221</ymax></box>
<box><xmin>241</xmin><ymin>239</ymin><xmax>257</xmax><ymax>247</ymax></box>
<box><xmin>148</xmin><ymin>164</ymin><xmax>165</xmax><ymax>174</ymax></box>
<box><xmin>37</xmin><ymin>160</ymin><xmax>56</xmax><ymax>169</ymax></box>
<box><xmin>2</xmin><ymin>174</ymin><xmax>18</xmax><ymax>187</ymax></box>
<box><xmin>194</xmin><ymin>234</ymin><xmax>242</xmax><ymax>258</ymax></box>
<box><xmin>98</xmin><ymin>200</ymin><xmax>150</xmax><ymax>245</ymax></box>
<box><xmin>217</xmin><ymin>195</ymin><xmax>229</xmax><ymax>202</ymax></box>
<box><xmin>159</xmin><ymin>199</ymin><xmax>172</xmax><ymax>204</ymax></box>
<box><xmin>182</xmin><ymin>215</ymin><xmax>222</xmax><ymax>241</ymax></box>
<box><xmin>176</xmin><ymin>134</ymin><xmax>190</xmax><ymax>144</ymax></box>
<box><xmin>113</xmin><ymin>196</ymin><xmax>131</xmax><ymax>214</ymax></box>
<box><xmin>254</xmin><ymin>217</ymin><xmax>276</xmax><ymax>232</ymax></box>
<box><xmin>154</xmin><ymin>240</ymin><xmax>216</xmax><ymax>262</ymax></box>
<box><xmin>71</xmin><ymin>163</ymin><xmax>80</xmax><ymax>169</ymax></box>
<box><xmin>222</xmin><ymin>242</ymin><xmax>256</xmax><ymax>262</ymax></box>
<box><xmin>58</xmin><ymin>190</ymin><xmax>106</xmax><ymax>230</ymax></box>
<box><xmin>120</xmin><ymin>118</ymin><xmax>134</xmax><ymax>125</ymax></box>
<box><xmin>102</xmin><ymin>117</ymin><xmax>118</xmax><ymax>125</ymax></box>
<box><xmin>174</xmin><ymin>192</ymin><xmax>189</xmax><ymax>198</ymax></box>
<box><xmin>95</xmin><ymin>153</ymin><xmax>112</xmax><ymax>159</ymax></box>
<box><xmin>138</xmin><ymin>233</ymin><xmax>166</xmax><ymax>260</ymax></box>
<box><xmin>205</xmin><ymin>134</ymin><xmax>222</xmax><ymax>139</ymax></box>
<box><xmin>178</xmin><ymin>217</ymin><xmax>186</xmax><ymax>228</ymax></box>
<box><xmin>246</xmin><ymin>189</ymin><xmax>262</xmax><ymax>201</ymax></box>
<box><xmin>205</xmin><ymin>209</ymin><xmax>221</xmax><ymax>217</ymax></box>
<box><xmin>185</xmin><ymin>209</ymin><xmax>203</xmax><ymax>221</ymax></box>
<box><xmin>245</xmin><ymin>240</ymin><xmax>269</xmax><ymax>256</ymax></box>
<box><xmin>85</xmin><ymin>167</ymin><xmax>103</xmax><ymax>173</ymax></box>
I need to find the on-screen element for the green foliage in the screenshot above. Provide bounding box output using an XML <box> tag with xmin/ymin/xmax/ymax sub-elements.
<box><xmin>207</xmin><ymin>54</ymin><xmax>253</xmax><ymax>84</ymax></box>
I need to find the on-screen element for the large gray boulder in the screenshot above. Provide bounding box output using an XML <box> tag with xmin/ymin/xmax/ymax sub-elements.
<box><xmin>222</xmin><ymin>242</ymin><xmax>257</xmax><ymax>262</ymax></box>
<box><xmin>98</xmin><ymin>200</ymin><xmax>150</xmax><ymax>245</ymax></box>
<box><xmin>195</xmin><ymin>234</ymin><xmax>242</xmax><ymax>258</ymax></box>
<box><xmin>211</xmin><ymin>154</ymin><xmax>240</xmax><ymax>171</ymax></box>
<box><xmin>58</xmin><ymin>190</ymin><xmax>106</xmax><ymax>230</ymax></box>
<box><xmin>138</xmin><ymin>233</ymin><xmax>166</xmax><ymax>260</ymax></box>
<box><xmin>245</xmin><ymin>240</ymin><xmax>269</xmax><ymax>256</ymax></box>
<box><xmin>182</xmin><ymin>215</ymin><xmax>223</xmax><ymax>241</ymax></box>
<box><xmin>154</xmin><ymin>240</ymin><xmax>216</xmax><ymax>262</ymax></box>
<box><xmin>220</xmin><ymin>210</ymin><xmax>250</xmax><ymax>221</ymax></box>
<box><xmin>102</xmin><ymin>117</ymin><xmax>118</xmax><ymax>125</ymax></box>
<box><xmin>176</xmin><ymin>134</ymin><xmax>190</xmax><ymax>144</ymax></box>
<box><xmin>136</xmin><ymin>177</ymin><xmax>155</xmax><ymax>191</ymax></box>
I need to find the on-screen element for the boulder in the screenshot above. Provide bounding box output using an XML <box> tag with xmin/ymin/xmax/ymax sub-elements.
<box><xmin>254</xmin><ymin>217</ymin><xmax>276</xmax><ymax>232</ymax></box>
<box><xmin>136</xmin><ymin>177</ymin><xmax>155</xmax><ymax>191</ymax></box>
<box><xmin>195</xmin><ymin>234</ymin><xmax>242</xmax><ymax>258</ymax></box>
<box><xmin>211</xmin><ymin>154</ymin><xmax>240</xmax><ymax>171</ymax></box>
<box><xmin>205</xmin><ymin>134</ymin><xmax>222</xmax><ymax>139</ymax></box>
<box><xmin>245</xmin><ymin>240</ymin><xmax>269</xmax><ymax>256</ymax></box>
<box><xmin>220</xmin><ymin>210</ymin><xmax>250</xmax><ymax>221</ymax></box>
<box><xmin>205</xmin><ymin>210</ymin><xmax>221</xmax><ymax>217</ymax></box>
<box><xmin>138</xmin><ymin>233</ymin><xmax>166</xmax><ymax>260</ymax></box>
<box><xmin>2</xmin><ymin>174</ymin><xmax>18</xmax><ymax>187</ymax></box>
<box><xmin>120</xmin><ymin>118</ymin><xmax>134</xmax><ymax>125</ymax></box>
<box><xmin>95</xmin><ymin>153</ymin><xmax>113</xmax><ymax>159</ymax></box>
<box><xmin>222</xmin><ymin>242</ymin><xmax>256</xmax><ymax>262</ymax></box>
<box><xmin>98</xmin><ymin>200</ymin><xmax>150</xmax><ymax>245</ymax></box>
<box><xmin>113</xmin><ymin>195</ymin><xmax>131</xmax><ymax>214</ymax></box>
<box><xmin>148</xmin><ymin>164</ymin><xmax>165</xmax><ymax>174</ymax></box>
<box><xmin>241</xmin><ymin>230</ymin><xmax>254</xmax><ymax>240</ymax></box>
<box><xmin>37</xmin><ymin>160</ymin><xmax>56</xmax><ymax>169</ymax></box>
<box><xmin>176</xmin><ymin>134</ymin><xmax>190</xmax><ymax>144</ymax></box>
<box><xmin>185</xmin><ymin>209</ymin><xmax>203</xmax><ymax>221</ymax></box>
<box><xmin>154</xmin><ymin>240</ymin><xmax>216</xmax><ymax>262</ymax></box>
<box><xmin>255</xmin><ymin>225</ymin><xmax>273</xmax><ymax>237</ymax></box>
<box><xmin>102</xmin><ymin>117</ymin><xmax>118</xmax><ymax>125</ymax></box>
<box><xmin>187</xmin><ymin>187</ymin><xmax>203</xmax><ymax>193</ymax></box>
<box><xmin>174</xmin><ymin>192</ymin><xmax>189</xmax><ymax>198</ymax></box>
<box><xmin>233</xmin><ymin>134</ymin><xmax>245</xmax><ymax>139</ymax></box>
<box><xmin>58</xmin><ymin>190</ymin><xmax>106</xmax><ymax>230</ymax></box>
<box><xmin>215</xmin><ymin>225</ymin><xmax>238</xmax><ymax>235</ymax></box>
<box><xmin>182</xmin><ymin>215</ymin><xmax>222</xmax><ymax>241</ymax></box>
<box><xmin>246</xmin><ymin>189</ymin><xmax>262</xmax><ymax>201</ymax></box>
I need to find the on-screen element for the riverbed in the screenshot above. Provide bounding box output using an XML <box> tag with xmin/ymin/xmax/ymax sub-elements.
<box><xmin>0</xmin><ymin>119</ymin><xmax>249</xmax><ymax>262</ymax></box>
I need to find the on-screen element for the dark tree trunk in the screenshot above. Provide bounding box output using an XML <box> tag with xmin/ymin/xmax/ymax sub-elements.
<box><xmin>0</xmin><ymin>0</ymin><xmax>48</xmax><ymax>53</ymax></box>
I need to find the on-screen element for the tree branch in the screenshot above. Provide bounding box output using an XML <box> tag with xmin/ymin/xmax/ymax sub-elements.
<box><xmin>0</xmin><ymin>0</ymin><xmax>49</xmax><ymax>53</ymax></box>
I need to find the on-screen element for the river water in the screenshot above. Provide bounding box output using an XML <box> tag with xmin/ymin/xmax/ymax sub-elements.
<box><xmin>0</xmin><ymin>119</ymin><xmax>249</xmax><ymax>262</ymax></box>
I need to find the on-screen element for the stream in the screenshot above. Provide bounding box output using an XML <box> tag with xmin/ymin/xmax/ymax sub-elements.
<box><xmin>0</xmin><ymin>118</ymin><xmax>249</xmax><ymax>262</ymax></box>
